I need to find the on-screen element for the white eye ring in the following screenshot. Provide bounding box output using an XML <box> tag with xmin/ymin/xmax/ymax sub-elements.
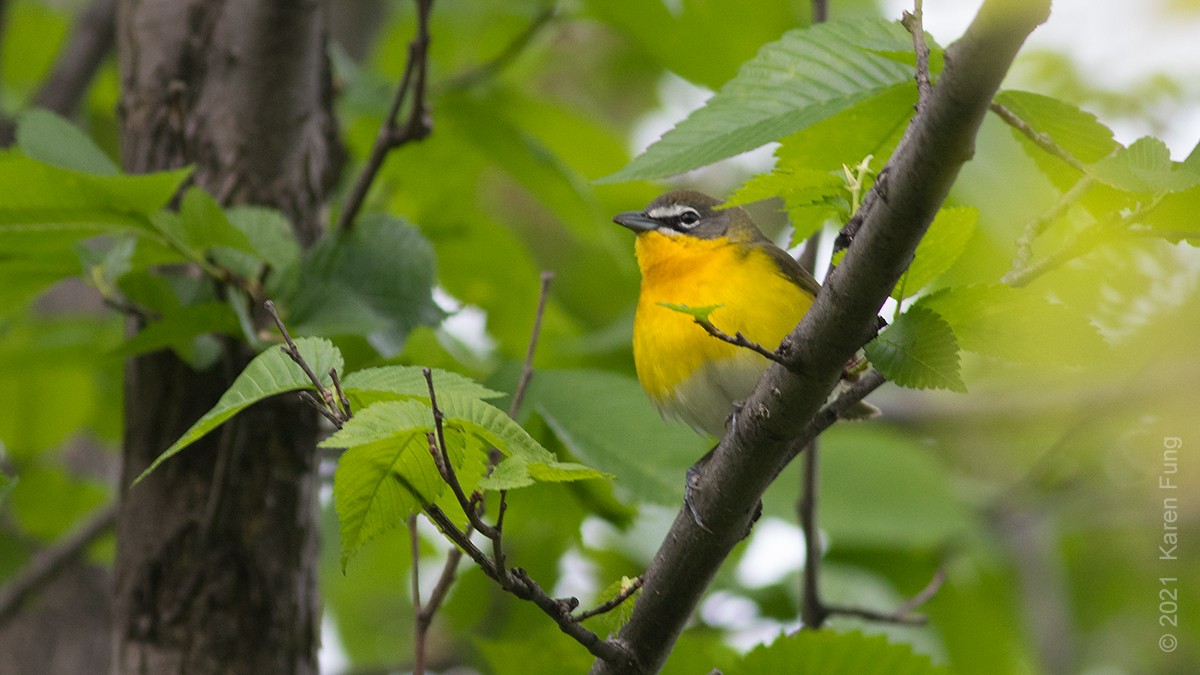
<box><xmin>678</xmin><ymin>209</ymin><xmax>700</xmax><ymax>226</ymax></box>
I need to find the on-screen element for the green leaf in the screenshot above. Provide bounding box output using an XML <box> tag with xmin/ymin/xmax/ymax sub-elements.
<box><xmin>893</xmin><ymin>206</ymin><xmax>978</xmax><ymax>299</ymax></box>
<box><xmin>994</xmin><ymin>90</ymin><xmax>1118</xmax><ymax>165</ymax></box>
<box><xmin>114</xmin><ymin>302</ymin><xmax>241</xmax><ymax>368</ymax></box>
<box><xmin>331</xmin><ymin>426</ymin><xmax>444</xmax><ymax>568</ymax></box>
<box><xmin>820</xmin><ymin>424</ymin><xmax>975</xmax><ymax>548</ymax></box>
<box><xmin>520</xmin><ymin>370</ymin><xmax>709</xmax><ymax>505</ymax></box>
<box><xmin>1140</xmin><ymin>184</ymin><xmax>1200</xmax><ymax>245</ymax></box>
<box><xmin>1086</xmin><ymin>136</ymin><xmax>1200</xmax><ymax>194</ymax></box>
<box><xmin>133</xmin><ymin>337</ymin><xmax>343</xmax><ymax>485</ymax></box>
<box><xmin>341</xmin><ymin>365</ymin><xmax>503</xmax><ymax>409</ymax></box>
<box><xmin>580</xmin><ymin>576</ymin><xmax>642</xmax><ymax>637</ymax></box>
<box><xmin>600</xmin><ymin>20</ymin><xmax>918</xmax><ymax>183</ymax></box>
<box><xmin>865</xmin><ymin>306</ymin><xmax>965</xmax><ymax>392</ymax></box>
<box><xmin>15</xmin><ymin>109</ymin><xmax>119</xmax><ymax>175</ymax></box>
<box><xmin>433</xmin><ymin>392</ymin><xmax>609</xmax><ymax>490</ymax></box>
<box><xmin>919</xmin><ymin>284</ymin><xmax>1109</xmax><ymax>366</ymax></box>
<box><xmin>656</xmin><ymin>302</ymin><xmax>722</xmax><ymax>322</ymax></box>
<box><xmin>288</xmin><ymin>214</ymin><xmax>443</xmax><ymax>355</ymax></box>
<box><xmin>727</xmin><ymin>630</ymin><xmax>950</xmax><ymax>675</ymax></box>
<box><xmin>729</xmin><ymin>167</ymin><xmax>846</xmax><ymax>243</ymax></box>
<box><xmin>0</xmin><ymin>154</ymin><xmax>190</xmax><ymax>227</ymax></box>
<box><xmin>7</xmin><ymin>465</ymin><xmax>110</xmax><ymax>541</ymax></box>
<box><xmin>175</xmin><ymin>187</ymin><xmax>257</xmax><ymax>254</ymax></box>
<box><xmin>225</xmin><ymin>206</ymin><xmax>302</xmax><ymax>295</ymax></box>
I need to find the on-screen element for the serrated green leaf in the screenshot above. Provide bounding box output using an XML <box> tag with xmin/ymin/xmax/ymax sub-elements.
<box><xmin>600</xmin><ymin>20</ymin><xmax>918</xmax><ymax>183</ymax></box>
<box><xmin>893</xmin><ymin>206</ymin><xmax>978</xmax><ymax>299</ymax></box>
<box><xmin>865</xmin><ymin>306</ymin><xmax>965</xmax><ymax>392</ymax></box>
<box><xmin>729</xmin><ymin>167</ymin><xmax>846</xmax><ymax>243</ymax></box>
<box><xmin>288</xmin><ymin>214</ymin><xmax>443</xmax><ymax>355</ymax></box>
<box><xmin>919</xmin><ymin>284</ymin><xmax>1109</xmax><ymax>365</ymax></box>
<box><xmin>656</xmin><ymin>302</ymin><xmax>722</xmax><ymax>322</ymax></box>
<box><xmin>341</xmin><ymin>365</ymin><xmax>503</xmax><ymax>410</ymax></box>
<box><xmin>994</xmin><ymin>90</ymin><xmax>1118</xmax><ymax>165</ymax></box>
<box><xmin>332</xmin><ymin>424</ymin><xmax>454</xmax><ymax>570</ymax></box>
<box><xmin>133</xmin><ymin>337</ymin><xmax>343</xmax><ymax>485</ymax></box>
<box><xmin>320</xmin><ymin>399</ymin><xmax>433</xmax><ymax>449</ymax></box>
<box><xmin>1086</xmin><ymin>136</ymin><xmax>1200</xmax><ymax>194</ymax></box>
<box><xmin>16</xmin><ymin>109</ymin><xmax>118</xmax><ymax>175</ymax></box>
<box><xmin>728</xmin><ymin>630</ymin><xmax>950</xmax><ymax>675</ymax></box>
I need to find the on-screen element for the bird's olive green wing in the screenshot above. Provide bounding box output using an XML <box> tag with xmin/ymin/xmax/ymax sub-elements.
<box><xmin>762</xmin><ymin>243</ymin><xmax>822</xmax><ymax>298</ymax></box>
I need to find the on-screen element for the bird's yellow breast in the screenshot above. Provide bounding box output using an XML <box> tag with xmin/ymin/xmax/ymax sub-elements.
<box><xmin>631</xmin><ymin>231</ymin><xmax>814</xmax><ymax>433</ymax></box>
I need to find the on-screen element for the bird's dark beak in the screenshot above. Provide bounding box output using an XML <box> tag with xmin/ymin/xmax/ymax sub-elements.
<box><xmin>613</xmin><ymin>211</ymin><xmax>658</xmax><ymax>233</ymax></box>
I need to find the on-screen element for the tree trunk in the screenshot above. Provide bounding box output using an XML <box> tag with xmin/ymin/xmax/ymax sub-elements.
<box><xmin>112</xmin><ymin>1</ymin><xmax>340</xmax><ymax>672</ymax></box>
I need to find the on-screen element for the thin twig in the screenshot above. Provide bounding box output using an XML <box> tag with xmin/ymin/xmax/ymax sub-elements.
<box><xmin>990</xmin><ymin>101</ymin><xmax>1086</xmax><ymax>172</ymax></box>
<box><xmin>424</xmin><ymin>505</ymin><xmax>494</xmax><ymax>574</ymax></box>
<box><xmin>573</xmin><ymin>576</ymin><xmax>645</xmax><ymax>623</ymax></box>
<box><xmin>902</xmin><ymin>0</ymin><xmax>933</xmax><ymax>110</ymax></box>
<box><xmin>694</xmin><ymin>318</ymin><xmax>793</xmax><ymax>370</ymax></box>
<box><xmin>337</xmin><ymin>0</ymin><xmax>435</xmax><ymax>233</ymax></box>
<box><xmin>811</xmin><ymin>0</ymin><xmax>828</xmax><ymax>23</ymax></box>
<box><xmin>509</xmin><ymin>271</ymin><xmax>554</xmax><ymax>418</ymax></box>
<box><xmin>440</xmin><ymin>5</ymin><xmax>557</xmax><ymax>92</ymax></box>
<box><xmin>300</xmin><ymin>391</ymin><xmax>343</xmax><ymax>428</ymax></box>
<box><xmin>1008</xmin><ymin>175</ymin><xmax>1095</xmax><ymax>272</ymax></box>
<box><xmin>421</xmin><ymin>505</ymin><xmax>632</xmax><ymax>666</ymax></box>
<box><xmin>423</xmin><ymin>369</ymin><xmax>500</xmax><ymax>539</ymax></box>
<box><xmin>418</xmin><ymin>548</ymin><xmax>463</xmax><ymax>625</ymax></box>
<box><xmin>823</xmin><ymin>564</ymin><xmax>947</xmax><ymax>625</ymax></box>
<box><xmin>1004</xmin><ymin>193</ymin><xmax>1166</xmax><ymax>287</ymax></box>
<box><xmin>409</xmin><ymin>515</ymin><xmax>426</xmax><ymax>675</ymax></box>
<box><xmin>330</xmin><ymin>368</ymin><xmax>352</xmax><ymax>418</ymax></box>
<box><xmin>265</xmin><ymin>301</ymin><xmax>333</xmax><ymax>405</ymax></box>
<box><xmin>0</xmin><ymin>504</ymin><xmax>116</xmax><ymax>628</ymax></box>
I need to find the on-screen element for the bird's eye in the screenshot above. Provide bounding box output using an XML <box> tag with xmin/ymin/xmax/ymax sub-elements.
<box><xmin>678</xmin><ymin>210</ymin><xmax>700</xmax><ymax>227</ymax></box>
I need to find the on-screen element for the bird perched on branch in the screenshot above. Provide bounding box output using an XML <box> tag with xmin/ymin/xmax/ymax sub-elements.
<box><xmin>615</xmin><ymin>190</ymin><xmax>877</xmax><ymax>439</ymax></box>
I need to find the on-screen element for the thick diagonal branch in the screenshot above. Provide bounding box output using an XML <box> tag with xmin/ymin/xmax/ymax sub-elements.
<box><xmin>591</xmin><ymin>1</ymin><xmax>1051</xmax><ymax>672</ymax></box>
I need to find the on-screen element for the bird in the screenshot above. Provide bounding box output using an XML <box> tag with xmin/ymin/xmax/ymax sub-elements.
<box><xmin>615</xmin><ymin>190</ymin><xmax>876</xmax><ymax>439</ymax></box>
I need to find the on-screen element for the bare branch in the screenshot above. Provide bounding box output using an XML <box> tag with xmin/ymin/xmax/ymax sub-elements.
<box><xmin>337</xmin><ymin>0</ymin><xmax>435</xmax><ymax>233</ymax></box>
<box><xmin>0</xmin><ymin>504</ymin><xmax>116</xmax><ymax>628</ymax></box>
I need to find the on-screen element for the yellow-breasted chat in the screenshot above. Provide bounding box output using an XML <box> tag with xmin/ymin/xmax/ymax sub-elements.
<box><xmin>615</xmin><ymin>190</ymin><xmax>876</xmax><ymax>439</ymax></box>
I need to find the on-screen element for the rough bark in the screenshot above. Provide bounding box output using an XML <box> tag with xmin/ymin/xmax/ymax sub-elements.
<box><xmin>590</xmin><ymin>0</ymin><xmax>1052</xmax><ymax>672</ymax></box>
<box><xmin>113</xmin><ymin>1</ymin><xmax>340</xmax><ymax>673</ymax></box>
